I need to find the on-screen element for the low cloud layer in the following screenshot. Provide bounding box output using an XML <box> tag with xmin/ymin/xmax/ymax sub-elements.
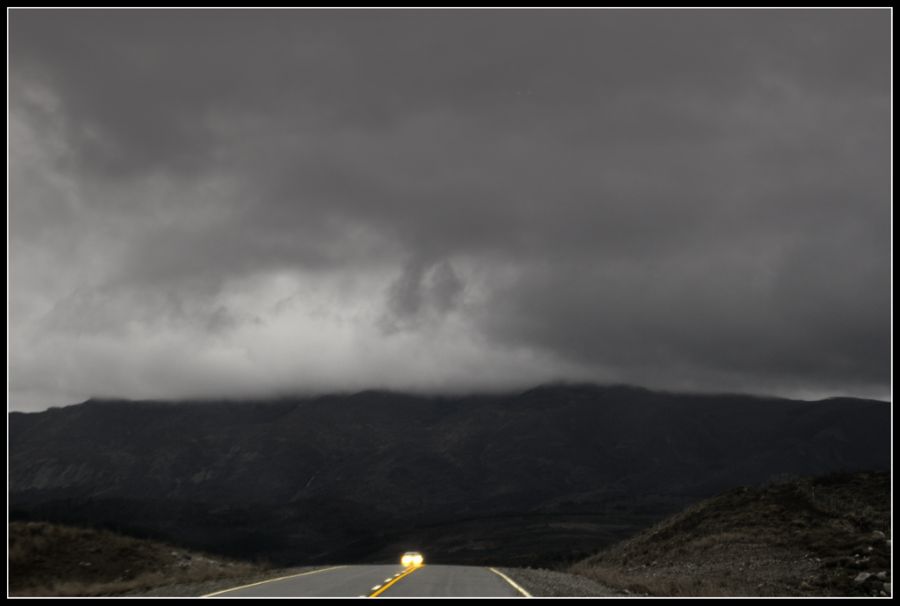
<box><xmin>9</xmin><ymin>10</ymin><xmax>891</xmax><ymax>410</ymax></box>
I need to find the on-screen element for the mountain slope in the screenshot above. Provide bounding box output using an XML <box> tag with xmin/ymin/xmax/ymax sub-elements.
<box><xmin>9</xmin><ymin>520</ymin><xmax>276</xmax><ymax>596</ymax></box>
<box><xmin>570</xmin><ymin>471</ymin><xmax>891</xmax><ymax>597</ymax></box>
<box><xmin>9</xmin><ymin>384</ymin><xmax>890</xmax><ymax>566</ymax></box>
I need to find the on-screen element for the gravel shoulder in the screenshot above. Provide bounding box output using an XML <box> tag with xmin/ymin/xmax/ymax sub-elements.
<box><xmin>499</xmin><ymin>567</ymin><xmax>625</xmax><ymax>597</ymax></box>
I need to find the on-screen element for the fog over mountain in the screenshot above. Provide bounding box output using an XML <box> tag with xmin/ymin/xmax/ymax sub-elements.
<box><xmin>9</xmin><ymin>10</ymin><xmax>890</xmax><ymax>410</ymax></box>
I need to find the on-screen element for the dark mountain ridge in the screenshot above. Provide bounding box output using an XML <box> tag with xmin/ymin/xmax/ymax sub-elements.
<box><xmin>9</xmin><ymin>384</ymin><xmax>890</xmax><ymax>566</ymax></box>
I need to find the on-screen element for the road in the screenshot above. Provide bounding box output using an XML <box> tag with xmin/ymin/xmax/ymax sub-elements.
<box><xmin>205</xmin><ymin>564</ymin><xmax>531</xmax><ymax>598</ymax></box>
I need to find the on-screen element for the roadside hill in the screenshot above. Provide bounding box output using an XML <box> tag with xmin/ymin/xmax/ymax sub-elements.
<box><xmin>9</xmin><ymin>521</ymin><xmax>275</xmax><ymax>596</ymax></box>
<box><xmin>570</xmin><ymin>471</ymin><xmax>891</xmax><ymax>597</ymax></box>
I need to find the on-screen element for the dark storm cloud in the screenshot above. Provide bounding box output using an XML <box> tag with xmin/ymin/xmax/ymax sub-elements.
<box><xmin>9</xmin><ymin>9</ymin><xmax>891</xmax><ymax>409</ymax></box>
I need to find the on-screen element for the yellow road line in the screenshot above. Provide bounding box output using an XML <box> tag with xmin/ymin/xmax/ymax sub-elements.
<box><xmin>202</xmin><ymin>565</ymin><xmax>346</xmax><ymax>597</ymax></box>
<box><xmin>368</xmin><ymin>565</ymin><xmax>421</xmax><ymax>597</ymax></box>
<box><xmin>489</xmin><ymin>567</ymin><xmax>532</xmax><ymax>598</ymax></box>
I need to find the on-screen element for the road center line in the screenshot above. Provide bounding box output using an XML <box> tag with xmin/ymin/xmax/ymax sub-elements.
<box><xmin>368</xmin><ymin>565</ymin><xmax>420</xmax><ymax>597</ymax></box>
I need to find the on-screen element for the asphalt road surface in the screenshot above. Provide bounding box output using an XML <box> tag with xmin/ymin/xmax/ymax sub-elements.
<box><xmin>205</xmin><ymin>564</ymin><xmax>530</xmax><ymax>598</ymax></box>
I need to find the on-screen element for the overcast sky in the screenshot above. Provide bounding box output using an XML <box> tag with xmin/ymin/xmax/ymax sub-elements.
<box><xmin>9</xmin><ymin>9</ymin><xmax>891</xmax><ymax>410</ymax></box>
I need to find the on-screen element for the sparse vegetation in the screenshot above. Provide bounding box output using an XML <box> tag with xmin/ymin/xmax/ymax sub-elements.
<box><xmin>8</xmin><ymin>521</ymin><xmax>275</xmax><ymax>596</ymax></box>
<box><xmin>570</xmin><ymin>471</ymin><xmax>891</xmax><ymax>597</ymax></box>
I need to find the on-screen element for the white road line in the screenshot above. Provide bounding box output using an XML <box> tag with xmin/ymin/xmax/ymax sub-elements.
<box><xmin>202</xmin><ymin>566</ymin><xmax>347</xmax><ymax>597</ymax></box>
<box><xmin>371</xmin><ymin>585</ymin><xmax>381</xmax><ymax>591</ymax></box>
<box><xmin>489</xmin><ymin>567</ymin><xmax>533</xmax><ymax>598</ymax></box>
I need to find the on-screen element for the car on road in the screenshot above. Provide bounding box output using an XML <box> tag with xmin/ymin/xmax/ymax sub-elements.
<box><xmin>401</xmin><ymin>551</ymin><xmax>424</xmax><ymax>567</ymax></box>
